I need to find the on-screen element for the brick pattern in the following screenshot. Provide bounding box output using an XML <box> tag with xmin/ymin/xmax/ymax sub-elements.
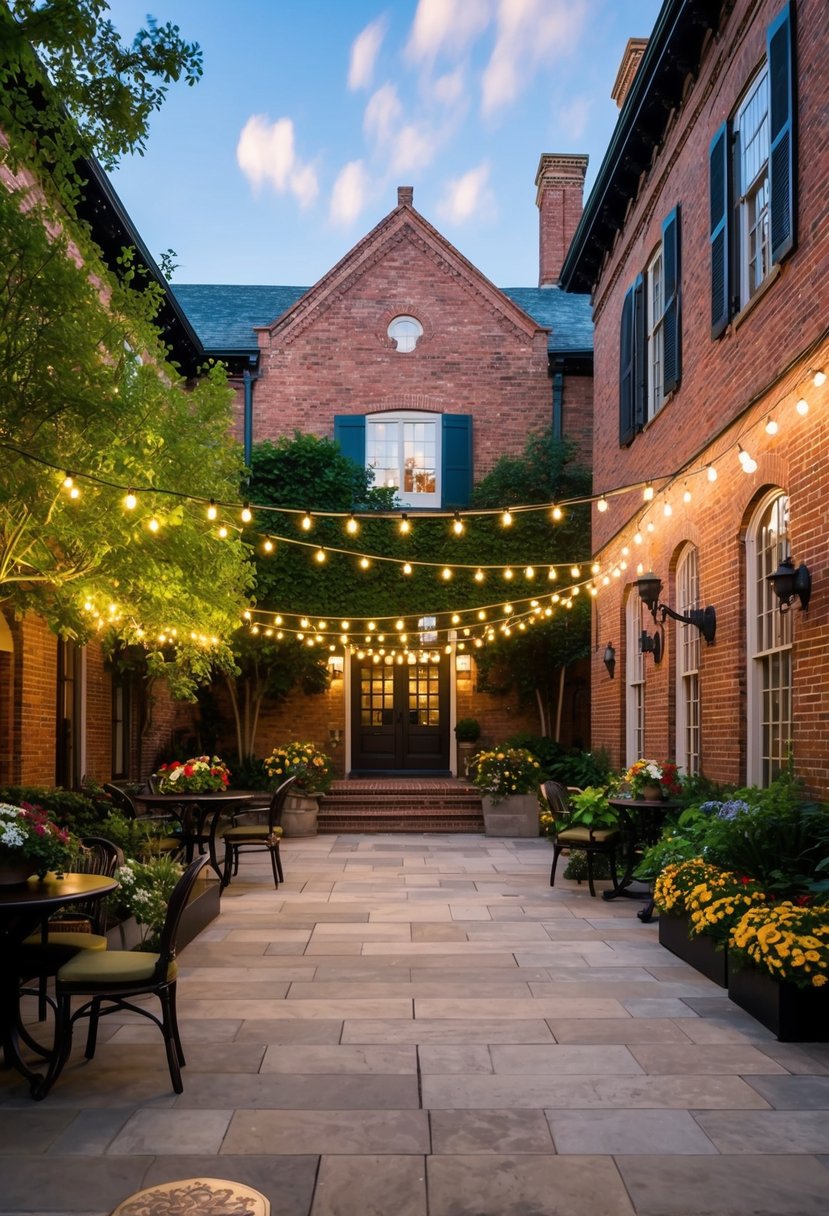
<box><xmin>588</xmin><ymin>0</ymin><xmax>829</xmax><ymax>795</ymax></box>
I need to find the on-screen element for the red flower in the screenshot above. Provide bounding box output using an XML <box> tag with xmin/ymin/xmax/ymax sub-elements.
<box><xmin>183</xmin><ymin>764</ymin><xmax>194</xmax><ymax>777</ymax></box>
<box><xmin>795</xmin><ymin>894</ymin><xmax>811</xmax><ymax>906</ymax></box>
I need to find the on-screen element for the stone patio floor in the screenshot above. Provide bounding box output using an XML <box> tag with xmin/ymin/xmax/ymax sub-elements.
<box><xmin>2</xmin><ymin>834</ymin><xmax>828</xmax><ymax>1216</ymax></box>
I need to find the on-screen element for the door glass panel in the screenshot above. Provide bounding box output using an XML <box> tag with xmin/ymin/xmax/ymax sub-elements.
<box><xmin>361</xmin><ymin>667</ymin><xmax>395</xmax><ymax>726</ymax></box>
<box><xmin>408</xmin><ymin>664</ymin><xmax>440</xmax><ymax>727</ymax></box>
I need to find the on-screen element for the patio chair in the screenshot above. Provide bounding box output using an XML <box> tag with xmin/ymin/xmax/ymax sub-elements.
<box><xmin>39</xmin><ymin>855</ymin><xmax>210</xmax><ymax>1098</ymax></box>
<box><xmin>220</xmin><ymin>776</ymin><xmax>296</xmax><ymax>890</ymax></box>
<box><xmin>102</xmin><ymin>782</ymin><xmax>184</xmax><ymax>855</ymax></box>
<box><xmin>540</xmin><ymin>780</ymin><xmax>620</xmax><ymax>897</ymax></box>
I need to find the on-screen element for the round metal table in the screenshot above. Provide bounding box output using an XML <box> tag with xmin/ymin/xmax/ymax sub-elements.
<box><xmin>132</xmin><ymin>792</ymin><xmax>254</xmax><ymax>878</ymax></box>
<box><xmin>603</xmin><ymin>797</ymin><xmax>681</xmax><ymax>920</ymax></box>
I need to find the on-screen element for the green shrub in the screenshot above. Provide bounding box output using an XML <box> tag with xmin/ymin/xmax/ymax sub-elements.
<box><xmin>0</xmin><ymin>785</ymin><xmax>105</xmax><ymax>837</ymax></box>
<box><xmin>563</xmin><ymin>850</ymin><xmax>612</xmax><ymax>882</ymax></box>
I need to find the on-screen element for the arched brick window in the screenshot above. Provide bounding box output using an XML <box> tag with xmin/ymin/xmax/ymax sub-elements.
<box><xmin>746</xmin><ymin>490</ymin><xmax>792</xmax><ymax>785</ymax></box>
<box><xmin>675</xmin><ymin>544</ymin><xmax>700</xmax><ymax>775</ymax></box>
<box><xmin>625</xmin><ymin>590</ymin><xmax>645</xmax><ymax>765</ymax></box>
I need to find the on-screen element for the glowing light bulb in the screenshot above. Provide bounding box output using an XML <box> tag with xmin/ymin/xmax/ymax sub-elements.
<box><xmin>442</xmin><ymin>566</ymin><xmax>453</xmax><ymax>580</ymax></box>
<box><xmin>148</xmin><ymin>517</ymin><xmax>160</xmax><ymax>532</ymax></box>
<box><xmin>474</xmin><ymin>568</ymin><xmax>484</xmax><ymax>582</ymax></box>
<box><xmin>403</xmin><ymin>562</ymin><xmax>412</xmax><ymax>575</ymax></box>
<box><xmin>275</xmin><ymin>615</ymin><xmax>283</xmax><ymax>625</ymax></box>
<box><xmin>707</xmin><ymin>464</ymin><xmax>718</xmax><ymax>481</ymax></box>
<box><xmin>300</xmin><ymin>617</ymin><xmax>310</xmax><ymax>628</ymax></box>
<box><xmin>477</xmin><ymin>610</ymin><xmax>486</xmax><ymax>620</ymax></box>
<box><xmin>301</xmin><ymin>512</ymin><xmax>312</xmax><ymax>531</ymax></box>
<box><xmin>451</xmin><ymin>613</ymin><xmax>460</xmax><ymax>625</ymax></box>
<box><xmin>263</xmin><ymin>539</ymin><xmax>274</xmax><ymax>552</ymax></box>
<box><xmin>69</xmin><ymin>485</ymin><xmax>80</xmax><ymax>500</ymax></box>
<box><xmin>743</xmin><ymin>456</ymin><xmax>758</xmax><ymax>473</ymax></box>
<box><xmin>241</xmin><ymin>503</ymin><xmax>252</xmax><ymax>523</ymax></box>
<box><xmin>551</xmin><ymin>504</ymin><xmax>563</xmax><ymax>522</ymax></box>
<box><xmin>683</xmin><ymin>485</ymin><xmax>692</xmax><ymax>504</ymax></box>
<box><xmin>316</xmin><ymin>547</ymin><xmax>327</xmax><ymax>563</ymax></box>
<box><xmin>663</xmin><ymin>501</ymin><xmax>673</xmax><ymax>517</ymax></box>
<box><xmin>646</xmin><ymin>521</ymin><xmax>655</xmax><ymax>533</ymax></box>
<box><xmin>597</xmin><ymin>495</ymin><xmax>608</xmax><ymax>513</ymax></box>
<box><xmin>63</xmin><ymin>474</ymin><xmax>74</xmax><ymax>489</ymax></box>
<box><xmin>813</xmin><ymin>369</ymin><xmax>826</xmax><ymax>387</ymax></box>
<box><xmin>359</xmin><ymin>556</ymin><xmax>370</xmax><ymax>569</ymax></box>
<box><xmin>570</xmin><ymin>566</ymin><xmax>581</xmax><ymax>579</ymax></box>
<box><xmin>504</xmin><ymin>567</ymin><xmax>514</xmax><ymax>580</ymax></box>
<box><xmin>501</xmin><ymin>508</ymin><xmax>513</xmax><ymax>527</ymax></box>
<box><xmin>738</xmin><ymin>446</ymin><xmax>751</xmax><ymax>468</ymax></box>
<box><xmin>452</xmin><ymin>512</ymin><xmax>464</xmax><ymax>536</ymax></box>
<box><xmin>796</xmin><ymin>397</ymin><xmax>809</xmax><ymax>416</ymax></box>
<box><xmin>218</xmin><ymin>525</ymin><xmax>228</xmax><ymax>538</ymax></box>
<box><xmin>399</xmin><ymin>514</ymin><xmax>411</xmax><ymax>535</ymax></box>
<box><xmin>643</xmin><ymin>483</ymin><xmax>654</xmax><ymax>501</ymax></box>
<box><xmin>124</xmin><ymin>490</ymin><xmax>137</xmax><ymax>510</ymax></box>
<box><xmin>591</xmin><ymin>562</ymin><xmax>600</xmax><ymax>575</ymax></box>
<box><xmin>341</xmin><ymin>621</ymin><xmax>350</xmax><ymax>631</ymax></box>
<box><xmin>548</xmin><ymin>566</ymin><xmax>557</xmax><ymax>580</ymax></box>
<box><xmin>396</xmin><ymin>619</ymin><xmax>404</xmax><ymax>630</ymax></box>
<box><xmin>633</xmin><ymin>531</ymin><xmax>643</xmax><ymax>544</ymax></box>
<box><xmin>524</xmin><ymin>567</ymin><xmax>535</xmax><ymax>579</ymax></box>
<box><xmin>207</xmin><ymin>500</ymin><xmax>217</xmax><ymax>520</ymax></box>
<box><xmin>346</xmin><ymin>514</ymin><xmax>359</xmax><ymax>535</ymax></box>
<box><xmin>368</xmin><ymin>622</ymin><xmax>376</xmax><ymax>631</ymax></box>
<box><xmin>243</xmin><ymin>610</ymin><xmax>252</xmax><ymax>621</ymax></box>
<box><xmin>765</xmin><ymin>417</ymin><xmax>779</xmax><ymax>435</ymax></box>
<box><xmin>504</xmin><ymin>604</ymin><xmax>513</xmax><ymax>615</ymax></box>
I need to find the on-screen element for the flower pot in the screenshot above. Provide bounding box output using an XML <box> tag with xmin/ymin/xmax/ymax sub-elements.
<box><xmin>282</xmin><ymin>793</ymin><xmax>320</xmax><ymax>837</ymax></box>
<box><xmin>456</xmin><ymin>741</ymin><xmax>477</xmax><ymax>778</ymax></box>
<box><xmin>482</xmin><ymin>793</ymin><xmax>539</xmax><ymax>838</ymax></box>
<box><xmin>640</xmin><ymin>783</ymin><xmax>664</xmax><ymax>801</ymax></box>
<box><xmin>658</xmin><ymin>911</ymin><xmax>728</xmax><ymax>987</ymax></box>
<box><xmin>0</xmin><ymin>860</ymin><xmax>36</xmax><ymax>886</ymax></box>
<box><xmin>728</xmin><ymin>963</ymin><xmax>829</xmax><ymax>1042</ymax></box>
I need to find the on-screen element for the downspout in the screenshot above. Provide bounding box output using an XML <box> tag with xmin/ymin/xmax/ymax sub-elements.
<box><xmin>551</xmin><ymin>356</ymin><xmax>564</xmax><ymax>441</ymax></box>
<box><xmin>242</xmin><ymin>359</ymin><xmax>260</xmax><ymax>468</ymax></box>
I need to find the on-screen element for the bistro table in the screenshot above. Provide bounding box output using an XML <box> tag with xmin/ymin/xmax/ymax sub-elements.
<box><xmin>0</xmin><ymin>872</ymin><xmax>118</xmax><ymax>1097</ymax></box>
<box><xmin>133</xmin><ymin>792</ymin><xmax>253</xmax><ymax>879</ymax></box>
<box><xmin>603</xmin><ymin>797</ymin><xmax>682</xmax><ymax>921</ymax></box>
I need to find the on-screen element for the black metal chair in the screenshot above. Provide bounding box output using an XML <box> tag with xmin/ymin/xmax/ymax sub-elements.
<box><xmin>102</xmin><ymin>783</ymin><xmax>184</xmax><ymax>856</ymax></box>
<box><xmin>38</xmin><ymin>855</ymin><xmax>209</xmax><ymax>1098</ymax></box>
<box><xmin>540</xmin><ymin>780</ymin><xmax>620</xmax><ymax>897</ymax></box>
<box><xmin>219</xmin><ymin>776</ymin><xmax>296</xmax><ymax>889</ymax></box>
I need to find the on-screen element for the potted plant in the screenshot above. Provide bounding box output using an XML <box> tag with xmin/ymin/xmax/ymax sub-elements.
<box><xmin>653</xmin><ymin>858</ymin><xmax>734</xmax><ymax>985</ymax></box>
<box><xmin>0</xmin><ymin>801</ymin><xmax>74</xmax><ymax>884</ymax></box>
<box><xmin>152</xmin><ymin>755</ymin><xmax>231</xmax><ymax>794</ymax></box>
<box><xmin>727</xmin><ymin>901</ymin><xmax>829</xmax><ymax>1040</ymax></box>
<box><xmin>620</xmin><ymin>759</ymin><xmax>682</xmax><ymax>801</ymax></box>
<box><xmin>454</xmin><ymin>718</ymin><xmax>481</xmax><ymax>777</ymax></box>
<box><xmin>264</xmin><ymin>742</ymin><xmax>334</xmax><ymax>836</ymax></box>
<box><xmin>470</xmin><ymin>746</ymin><xmax>542</xmax><ymax>837</ymax></box>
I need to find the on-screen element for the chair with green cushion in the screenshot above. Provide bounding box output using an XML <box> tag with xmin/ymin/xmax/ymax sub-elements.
<box><xmin>220</xmin><ymin>776</ymin><xmax>295</xmax><ymax>890</ymax></box>
<box><xmin>102</xmin><ymin>782</ymin><xmax>184</xmax><ymax>856</ymax></box>
<box><xmin>540</xmin><ymin>780</ymin><xmax>620</xmax><ymax>898</ymax></box>
<box><xmin>38</xmin><ymin>855</ymin><xmax>209</xmax><ymax>1099</ymax></box>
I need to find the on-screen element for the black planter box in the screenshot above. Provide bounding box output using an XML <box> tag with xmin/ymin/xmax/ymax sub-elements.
<box><xmin>728</xmin><ymin>964</ymin><xmax>829</xmax><ymax>1042</ymax></box>
<box><xmin>658</xmin><ymin>911</ymin><xmax>728</xmax><ymax>987</ymax></box>
<box><xmin>107</xmin><ymin>875</ymin><xmax>220</xmax><ymax>952</ymax></box>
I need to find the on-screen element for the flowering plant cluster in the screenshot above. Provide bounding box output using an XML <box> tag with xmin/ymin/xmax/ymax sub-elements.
<box><xmin>153</xmin><ymin>756</ymin><xmax>231</xmax><ymax>794</ymax></box>
<box><xmin>0</xmin><ymin>802</ymin><xmax>73</xmax><ymax>877</ymax></box>
<box><xmin>116</xmin><ymin>855</ymin><xmax>183</xmax><ymax>948</ymax></box>
<box><xmin>653</xmin><ymin>858</ymin><xmax>726</xmax><ymax>914</ymax></box>
<box><xmin>470</xmin><ymin>747</ymin><xmax>541</xmax><ymax>802</ymax></box>
<box><xmin>622</xmin><ymin>759</ymin><xmax>682</xmax><ymax>798</ymax></box>
<box><xmin>729</xmin><ymin>901</ymin><xmax>828</xmax><ymax>989</ymax></box>
<box><xmin>265</xmin><ymin>742</ymin><xmax>333</xmax><ymax>794</ymax></box>
<box><xmin>686</xmin><ymin>870</ymin><xmax>769</xmax><ymax>944</ymax></box>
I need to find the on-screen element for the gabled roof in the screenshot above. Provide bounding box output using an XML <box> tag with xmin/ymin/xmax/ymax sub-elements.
<box><xmin>171</xmin><ymin>281</ymin><xmax>593</xmax><ymax>359</ymax></box>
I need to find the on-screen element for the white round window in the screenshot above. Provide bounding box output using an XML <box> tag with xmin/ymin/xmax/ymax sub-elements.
<box><xmin>387</xmin><ymin>315</ymin><xmax>423</xmax><ymax>353</ymax></box>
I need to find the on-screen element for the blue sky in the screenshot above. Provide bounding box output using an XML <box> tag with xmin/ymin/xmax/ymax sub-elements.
<box><xmin>108</xmin><ymin>0</ymin><xmax>663</xmax><ymax>289</ymax></box>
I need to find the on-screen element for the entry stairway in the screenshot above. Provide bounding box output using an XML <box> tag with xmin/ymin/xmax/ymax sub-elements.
<box><xmin>317</xmin><ymin>777</ymin><xmax>484</xmax><ymax>833</ymax></box>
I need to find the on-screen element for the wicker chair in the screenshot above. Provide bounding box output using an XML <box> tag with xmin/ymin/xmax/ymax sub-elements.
<box><xmin>540</xmin><ymin>780</ymin><xmax>620</xmax><ymax>897</ymax></box>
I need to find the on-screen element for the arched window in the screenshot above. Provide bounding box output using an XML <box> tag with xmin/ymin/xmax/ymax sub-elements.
<box><xmin>675</xmin><ymin>544</ymin><xmax>700</xmax><ymax>775</ymax></box>
<box><xmin>625</xmin><ymin>590</ymin><xmax>645</xmax><ymax>764</ymax></box>
<box><xmin>746</xmin><ymin>491</ymin><xmax>792</xmax><ymax>785</ymax></box>
<box><xmin>387</xmin><ymin>315</ymin><xmax>423</xmax><ymax>353</ymax></box>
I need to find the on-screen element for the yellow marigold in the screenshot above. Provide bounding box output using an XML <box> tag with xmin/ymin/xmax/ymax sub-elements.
<box><xmin>813</xmin><ymin>974</ymin><xmax>827</xmax><ymax>987</ymax></box>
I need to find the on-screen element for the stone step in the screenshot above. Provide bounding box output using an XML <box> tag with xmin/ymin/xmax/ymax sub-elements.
<box><xmin>318</xmin><ymin>779</ymin><xmax>484</xmax><ymax>833</ymax></box>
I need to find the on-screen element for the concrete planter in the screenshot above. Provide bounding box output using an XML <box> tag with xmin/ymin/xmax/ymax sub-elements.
<box><xmin>282</xmin><ymin>793</ymin><xmax>320</xmax><ymax>837</ymax></box>
<box><xmin>482</xmin><ymin>793</ymin><xmax>540</xmax><ymax>838</ymax></box>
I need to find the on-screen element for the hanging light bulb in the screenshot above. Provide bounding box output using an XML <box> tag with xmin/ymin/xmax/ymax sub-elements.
<box><xmin>570</xmin><ymin>566</ymin><xmax>581</xmax><ymax>579</ymax></box>
<box><xmin>707</xmin><ymin>464</ymin><xmax>718</xmax><ymax>481</ymax></box>
<box><xmin>474</xmin><ymin>568</ymin><xmax>485</xmax><ymax>582</ymax></box>
<box><xmin>597</xmin><ymin>495</ymin><xmax>608</xmax><ymax>513</ymax></box>
<box><xmin>300</xmin><ymin>617</ymin><xmax>310</xmax><ymax>628</ymax></box>
<box><xmin>452</xmin><ymin>512</ymin><xmax>465</xmax><ymax>536</ymax></box>
<box><xmin>477</xmin><ymin>610</ymin><xmax>487</xmax><ymax>620</ymax></box>
<box><xmin>396</xmin><ymin>619</ymin><xmax>405</xmax><ymax>630</ymax></box>
<box><xmin>346</xmin><ymin>513</ymin><xmax>359</xmax><ymax>535</ymax></box>
<box><xmin>796</xmin><ymin>397</ymin><xmax>809</xmax><ymax>416</ymax></box>
<box><xmin>643</xmin><ymin>482</ymin><xmax>654</xmax><ymax>501</ymax></box>
<box><xmin>301</xmin><ymin>511</ymin><xmax>312</xmax><ymax>531</ymax></box>
<box><xmin>274</xmin><ymin>615</ymin><xmax>283</xmax><ymax>625</ymax></box>
<box><xmin>241</xmin><ymin>503</ymin><xmax>252</xmax><ymax>523</ymax></box>
<box><xmin>765</xmin><ymin>416</ymin><xmax>779</xmax><ymax>435</ymax></box>
<box><xmin>504</xmin><ymin>603</ymin><xmax>514</xmax><ymax>615</ymax></box>
<box><xmin>551</xmin><ymin>504</ymin><xmax>563</xmax><ymax>522</ymax></box>
<box><xmin>368</xmin><ymin>621</ymin><xmax>376</xmax><ymax>631</ymax></box>
<box><xmin>738</xmin><ymin>446</ymin><xmax>751</xmax><ymax>468</ymax></box>
<box><xmin>441</xmin><ymin>566</ymin><xmax>453</xmax><ymax>580</ymax></box>
<box><xmin>206</xmin><ymin>499</ymin><xmax>218</xmax><ymax>520</ymax></box>
<box><xmin>633</xmin><ymin>530</ymin><xmax>643</xmax><ymax>544</ymax></box>
<box><xmin>63</xmin><ymin>473</ymin><xmax>74</xmax><ymax>489</ymax></box>
<box><xmin>124</xmin><ymin>489</ymin><xmax>137</xmax><ymax>510</ymax></box>
<box><xmin>341</xmin><ymin>621</ymin><xmax>350</xmax><ymax>631</ymax></box>
<box><xmin>263</xmin><ymin>539</ymin><xmax>274</xmax><ymax>553</ymax></box>
<box><xmin>148</xmin><ymin>517</ymin><xmax>160</xmax><ymax>533</ymax></box>
<box><xmin>316</xmin><ymin>547</ymin><xmax>327</xmax><ymax>563</ymax></box>
<box><xmin>359</xmin><ymin>556</ymin><xmax>370</xmax><ymax>569</ymax></box>
<box><xmin>501</xmin><ymin>508</ymin><xmax>513</xmax><ymax>527</ymax></box>
<box><xmin>548</xmin><ymin>566</ymin><xmax>557</xmax><ymax>580</ymax></box>
<box><xmin>503</xmin><ymin>567</ymin><xmax>514</xmax><ymax>580</ymax></box>
<box><xmin>524</xmin><ymin>566</ymin><xmax>535</xmax><ymax>579</ymax></box>
<box><xmin>402</xmin><ymin>562</ymin><xmax>412</xmax><ymax>575</ymax></box>
<box><xmin>399</xmin><ymin>513</ymin><xmax>411</xmax><ymax>535</ymax></box>
<box><xmin>813</xmin><ymin>369</ymin><xmax>826</xmax><ymax>387</ymax></box>
<box><xmin>663</xmin><ymin>500</ymin><xmax>673</xmax><ymax>517</ymax></box>
<box><xmin>683</xmin><ymin>484</ymin><xmax>692</xmax><ymax>504</ymax></box>
<box><xmin>451</xmin><ymin>613</ymin><xmax>460</xmax><ymax>625</ymax></box>
<box><xmin>591</xmin><ymin>562</ymin><xmax>601</xmax><ymax>575</ymax></box>
<box><xmin>218</xmin><ymin>524</ymin><xmax>228</xmax><ymax>538</ymax></box>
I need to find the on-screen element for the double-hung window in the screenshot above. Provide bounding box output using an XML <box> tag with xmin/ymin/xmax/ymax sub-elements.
<box><xmin>334</xmin><ymin>412</ymin><xmax>473</xmax><ymax>508</ymax></box>
<box><xmin>646</xmin><ymin>245</ymin><xmax>665</xmax><ymax>421</ymax></box>
<box><xmin>710</xmin><ymin>2</ymin><xmax>796</xmax><ymax>337</ymax></box>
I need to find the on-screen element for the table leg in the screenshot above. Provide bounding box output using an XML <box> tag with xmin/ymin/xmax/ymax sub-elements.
<box><xmin>0</xmin><ymin>971</ymin><xmax>50</xmax><ymax>1095</ymax></box>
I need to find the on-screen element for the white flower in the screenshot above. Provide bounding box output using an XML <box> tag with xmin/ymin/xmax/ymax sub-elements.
<box><xmin>1</xmin><ymin>824</ymin><xmax>26</xmax><ymax>849</ymax></box>
<box><xmin>644</xmin><ymin>763</ymin><xmax>662</xmax><ymax>780</ymax></box>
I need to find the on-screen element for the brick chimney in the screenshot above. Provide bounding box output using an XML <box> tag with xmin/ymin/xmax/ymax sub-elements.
<box><xmin>397</xmin><ymin>185</ymin><xmax>413</xmax><ymax>207</ymax></box>
<box><xmin>611</xmin><ymin>38</ymin><xmax>648</xmax><ymax>109</ymax></box>
<box><xmin>535</xmin><ymin>153</ymin><xmax>589</xmax><ymax>286</ymax></box>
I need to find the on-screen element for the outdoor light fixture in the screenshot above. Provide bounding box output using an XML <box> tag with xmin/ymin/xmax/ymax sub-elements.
<box><xmin>635</xmin><ymin>571</ymin><xmax>717</xmax><ymax>661</ymax></box>
<box><xmin>768</xmin><ymin>556</ymin><xmax>811</xmax><ymax>612</ymax></box>
<box><xmin>603</xmin><ymin>642</ymin><xmax>616</xmax><ymax>679</ymax></box>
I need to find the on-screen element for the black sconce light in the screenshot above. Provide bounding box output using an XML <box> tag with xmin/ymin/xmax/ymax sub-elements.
<box><xmin>635</xmin><ymin>571</ymin><xmax>717</xmax><ymax>664</ymax></box>
<box><xmin>603</xmin><ymin>642</ymin><xmax>616</xmax><ymax>678</ymax></box>
<box><xmin>768</xmin><ymin>556</ymin><xmax>811</xmax><ymax>612</ymax></box>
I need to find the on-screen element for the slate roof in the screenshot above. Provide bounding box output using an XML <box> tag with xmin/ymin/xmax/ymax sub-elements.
<box><xmin>171</xmin><ymin>282</ymin><xmax>593</xmax><ymax>358</ymax></box>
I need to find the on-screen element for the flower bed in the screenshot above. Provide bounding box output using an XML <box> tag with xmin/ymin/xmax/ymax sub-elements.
<box><xmin>0</xmin><ymin>801</ymin><xmax>73</xmax><ymax>879</ymax></box>
<box><xmin>153</xmin><ymin>756</ymin><xmax>231</xmax><ymax>794</ymax></box>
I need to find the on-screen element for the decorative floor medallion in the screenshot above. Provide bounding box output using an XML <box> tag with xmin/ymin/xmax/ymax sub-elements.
<box><xmin>111</xmin><ymin>1177</ymin><xmax>270</xmax><ymax>1216</ymax></box>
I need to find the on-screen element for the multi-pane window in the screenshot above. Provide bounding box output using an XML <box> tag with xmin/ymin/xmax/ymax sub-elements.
<box><xmin>736</xmin><ymin>68</ymin><xmax>771</xmax><ymax>306</ymax></box>
<box><xmin>387</xmin><ymin>315</ymin><xmax>423</xmax><ymax>353</ymax></box>
<box><xmin>409</xmin><ymin>663</ymin><xmax>440</xmax><ymax>726</ymax></box>
<box><xmin>646</xmin><ymin>245</ymin><xmax>665</xmax><ymax>420</ymax></box>
<box><xmin>366</xmin><ymin>412</ymin><xmax>440</xmax><ymax>508</ymax></box>
<box><xmin>625</xmin><ymin>592</ymin><xmax>645</xmax><ymax>764</ymax></box>
<box><xmin>747</xmin><ymin>492</ymin><xmax>792</xmax><ymax>786</ymax></box>
<box><xmin>360</xmin><ymin>666</ymin><xmax>394</xmax><ymax>727</ymax></box>
<box><xmin>675</xmin><ymin>545</ymin><xmax>701</xmax><ymax>775</ymax></box>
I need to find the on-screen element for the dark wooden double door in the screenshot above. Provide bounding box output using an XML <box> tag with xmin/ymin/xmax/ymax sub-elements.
<box><xmin>351</xmin><ymin>653</ymin><xmax>450</xmax><ymax>774</ymax></box>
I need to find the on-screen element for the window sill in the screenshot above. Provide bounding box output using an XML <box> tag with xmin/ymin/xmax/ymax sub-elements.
<box><xmin>732</xmin><ymin>265</ymin><xmax>781</xmax><ymax>331</ymax></box>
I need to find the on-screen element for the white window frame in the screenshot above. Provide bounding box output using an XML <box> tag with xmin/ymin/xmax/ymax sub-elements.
<box><xmin>645</xmin><ymin>243</ymin><xmax>665</xmax><ymax>420</ymax></box>
<box><xmin>625</xmin><ymin>591</ymin><xmax>645</xmax><ymax>765</ymax></box>
<box><xmin>366</xmin><ymin>411</ymin><xmax>441</xmax><ymax>509</ymax></box>
<box><xmin>675</xmin><ymin>544</ymin><xmax>701</xmax><ymax>776</ymax></box>
<box><xmin>735</xmin><ymin>65</ymin><xmax>771</xmax><ymax>308</ymax></box>
<box><xmin>387</xmin><ymin>315</ymin><xmax>423</xmax><ymax>353</ymax></box>
<box><xmin>746</xmin><ymin>491</ymin><xmax>792</xmax><ymax>786</ymax></box>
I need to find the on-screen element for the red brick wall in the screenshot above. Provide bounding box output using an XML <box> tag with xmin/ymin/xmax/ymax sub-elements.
<box><xmin>589</xmin><ymin>0</ymin><xmax>829</xmax><ymax>795</ymax></box>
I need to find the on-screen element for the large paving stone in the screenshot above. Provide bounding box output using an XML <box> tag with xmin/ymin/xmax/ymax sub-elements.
<box><xmin>426</xmin><ymin>1154</ymin><xmax>635</xmax><ymax>1216</ymax></box>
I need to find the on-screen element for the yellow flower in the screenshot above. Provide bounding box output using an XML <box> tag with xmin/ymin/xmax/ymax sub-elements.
<box><xmin>813</xmin><ymin>974</ymin><xmax>827</xmax><ymax>987</ymax></box>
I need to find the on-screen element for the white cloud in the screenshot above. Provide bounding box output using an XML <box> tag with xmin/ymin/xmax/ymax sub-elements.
<box><xmin>407</xmin><ymin>0</ymin><xmax>492</xmax><ymax>60</ymax></box>
<box><xmin>364</xmin><ymin>83</ymin><xmax>403</xmax><ymax>146</ymax></box>
<box><xmin>348</xmin><ymin>17</ymin><xmax>387</xmax><ymax>90</ymax></box>
<box><xmin>482</xmin><ymin>0</ymin><xmax>587</xmax><ymax>116</ymax></box>
<box><xmin>437</xmin><ymin>162</ymin><xmax>494</xmax><ymax>224</ymax></box>
<box><xmin>390</xmin><ymin>123</ymin><xmax>438</xmax><ymax>176</ymax></box>
<box><xmin>330</xmin><ymin>160</ymin><xmax>371</xmax><ymax>226</ymax></box>
<box><xmin>432</xmin><ymin>66</ymin><xmax>466</xmax><ymax>106</ymax></box>
<box><xmin>557</xmin><ymin>96</ymin><xmax>591</xmax><ymax>141</ymax></box>
<box><xmin>236</xmin><ymin>114</ymin><xmax>319</xmax><ymax>207</ymax></box>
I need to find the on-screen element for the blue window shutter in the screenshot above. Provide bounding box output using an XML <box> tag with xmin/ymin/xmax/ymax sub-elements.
<box><xmin>441</xmin><ymin>415</ymin><xmax>472</xmax><ymax>508</ymax></box>
<box><xmin>768</xmin><ymin>2</ymin><xmax>797</xmax><ymax>264</ymax></box>
<box><xmin>334</xmin><ymin>415</ymin><xmax>366</xmax><ymax>466</ymax></box>
<box><xmin>619</xmin><ymin>284</ymin><xmax>635</xmax><ymax>447</ymax></box>
<box><xmin>632</xmin><ymin>272</ymin><xmax>646</xmax><ymax>433</ymax></box>
<box><xmin>709</xmin><ymin>121</ymin><xmax>731</xmax><ymax>339</ymax></box>
<box><xmin>662</xmin><ymin>205</ymin><xmax>682</xmax><ymax>395</ymax></box>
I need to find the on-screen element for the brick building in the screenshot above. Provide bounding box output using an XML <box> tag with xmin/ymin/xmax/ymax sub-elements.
<box><xmin>560</xmin><ymin>0</ymin><xmax>828</xmax><ymax>795</ymax></box>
